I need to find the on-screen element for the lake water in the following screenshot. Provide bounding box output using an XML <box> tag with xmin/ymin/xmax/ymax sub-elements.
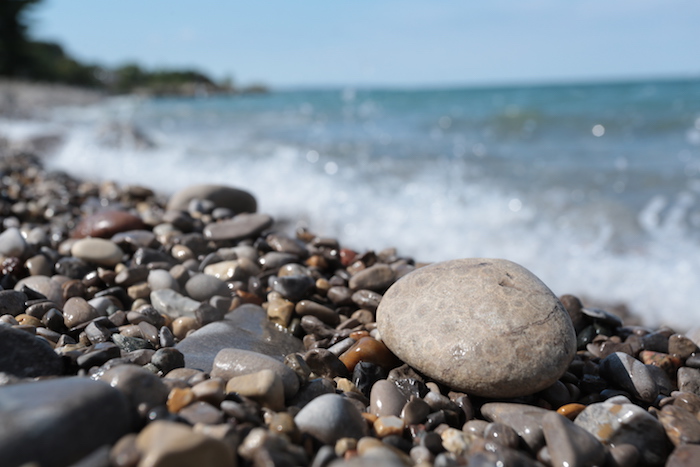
<box><xmin>7</xmin><ymin>77</ymin><xmax>700</xmax><ymax>329</ymax></box>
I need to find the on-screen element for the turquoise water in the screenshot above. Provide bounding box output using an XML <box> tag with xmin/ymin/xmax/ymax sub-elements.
<box><xmin>28</xmin><ymin>77</ymin><xmax>700</xmax><ymax>328</ymax></box>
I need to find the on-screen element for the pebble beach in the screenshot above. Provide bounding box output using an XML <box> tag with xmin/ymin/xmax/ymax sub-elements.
<box><xmin>2</xmin><ymin>83</ymin><xmax>700</xmax><ymax>467</ymax></box>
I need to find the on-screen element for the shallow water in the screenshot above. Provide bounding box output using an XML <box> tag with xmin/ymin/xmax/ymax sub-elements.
<box><xmin>3</xmin><ymin>78</ymin><xmax>700</xmax><ymax>329</ymax></box>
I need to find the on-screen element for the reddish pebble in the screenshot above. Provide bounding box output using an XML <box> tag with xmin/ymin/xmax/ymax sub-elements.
<box><xmin>72</xmin><ymin>210</ymin><xmax>147</xmax><ymax>239</ymax></box>
<box><xmin>339</xmin><ymin>248</ymin><xmax>358</xmax><ymax>267</ymax></box>
<box><xmin>339</xmin><ymin>336</ymin><xmax>401</xmax><ymax>372</ymax></box>
<box><xmin>236</xmin><ymin>290</ymin><xmax>263</xmax><ymax>306</ymax></box>
<box><xmin>557</xmin><ymin>403</ymin><xmax>586</xmax><ymax>420</ymax></box>
<box><xmin>639</xmin><ymin>350</ymin><xmax>682</xmax><ymax>378</ymax></box>
<box><xmin>349</xmin><ymin>330</ymin><xmax>370</xmax><ymax>341</ymax></box>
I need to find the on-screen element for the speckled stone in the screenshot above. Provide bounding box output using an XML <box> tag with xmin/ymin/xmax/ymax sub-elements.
<box><xmin>294</xmin><ymin>394</ymin><xmax>369</xmax><ymax>444</ymax></box>
<box><xmin>70</xmin><ymin>237</ymin><xmax>124</xmax><ymax>266</ymax></box>
<box><xmin>574</xmin><ymin>396</ymin><xmax>667</xmax><ymax>466</ymax></box>
<box><xmin>167</xmin><ymin>183</ymin><xmax>257</xmax><ymax>214</ymax></box>
<box><xmin>377</xmin><ymin>258</ymin><xmax>576</xmax><ymax>397</ymax></box>
<box><xmin>0</xmin><ymin>377</ymin><xmax>131</xmax><ymax>467</ymax></box>
<box><xmin>656</xmin><ymin>405</ymin><xmax>700</xmax><ymax>446</ymax></box>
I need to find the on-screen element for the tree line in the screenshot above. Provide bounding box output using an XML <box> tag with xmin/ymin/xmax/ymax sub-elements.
<box><xmin>0</xmin><ymin>0</ymin><xmax>263</xmax><ymax>96</ymax></box>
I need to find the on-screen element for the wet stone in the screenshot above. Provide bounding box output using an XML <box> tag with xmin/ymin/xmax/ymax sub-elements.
<box><xmin>305</xmin><ymin>348</ymin><xmax>350</xmax><ymax>379</ymax></box>
<box><xmin>151</xmin><ymin>348</ymin><xmax>185</xmax><ymax>374</ymax></box>
<box><xmin>669</xmin><ymin>334</ymin><xmax>698</xmax><ymax>359</ymax></box>
<box><xmin>666</xmin><ymin>444</ymin><xmax>700</xmax><ymax>467</ymax></box>
<box><xmin>63</xmin><ymin>296</ymin><xmax>102</xmax><ymax>328</ymax></box>
<box><xmin>481</xmin><ymin>402</ymin><xmax>550</xmax><ymax>452</ymax></box>
<box><xmin>339</xmin><ymin>336</ymin><xmax>400</xmax><ymax>373</ymax></box>
<box><xmin>270</xmin><ymin>274</ymin><xmax>315</xmax><ymax>302</ymax></box>
<box><xmin>146</xmin><ymin>269</ymin><xmax>179</xmax><ymax>292</ymax></box>
<box><xmin>657</xmin><ymin>405</ymin><xmax>700</xmax><ymax>446</ymax></box>
<box><xmin>377</xmin><ymin>258</ymin><xmax>576</xmax><ymax>397</ymax></box>
<box><xmin>370</xmin><ymin>379</ymin><xmax>409</xmax><ymax>417</ymax></box>
<box><xmin>113</xmin><ymin>334</ymin><xmax>153</xmax><ymax>352</ymax></box>
<box><xmin>0</xmin><ymin>377</ymin><xmax>132</xmax><ymax>467</ymax></box>
<box><xmin>401</xmin><ymin>397</ymin><xmax>431</xmax><ymax>425</ymax></box>
<box><xmin>15</xmin><ymin>275</ymin><xmax>63</xmax><ymax>306</ymax></box>
<box><xmin>599</xmin><ymin>351</ymin><xmax>659</xmax><ymax>403</ymax></box>
<box><xmin>296</xmin><ymin>300</ymin><xmax>339</xmax><ymax>326</ymax></box>
<box><xmin>225</xmin><ymin>368</ymin><xmax>285</xmax><ymax>411</ymax></box>
<box><xmin>351</xmin><ymin>289</ymin><xmax>382</xmax><ymax>312</ymax></box>
<box><xmin>178</xmin><ymin>401</ymin><xmax>224</xmax><ymax>425</ymax></box>
<box><xmin>574</xmin><ymin>396</ymin><xmax>667</xmax><ymax>466</ymax></box>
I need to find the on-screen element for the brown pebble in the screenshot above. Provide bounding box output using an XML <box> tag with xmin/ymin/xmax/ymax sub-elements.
<box><xmin>639</xmin><ymin>350</ymin><xmax>682</xmax><ymax>378</ymax></box>
<box><xmin>172</xmin><ymin>316</ymin><xmax>199</xmax><ymax>340</ymax></box>
<box><xmin>339</xmin><ymin>336</ymin><xmax>401</xmax><ymax>372</ymax></box>
<box><xmin>167</xmin><ymin>387</ymin><xmax>195</xmax><ymax>413</ymax></box>
<box><xmin>669</xmin><ymin>334</ymin><xmax>699</xmax><ymax>359</ymax></box>
<box><xmin>557</xmin><ymin>403</ymin><xmax>586</xmax><ymax>420</ymax></box>
<box><xmin>72</xmin><ymin>210</ymin><xmax>147</xmax><ymax>239</ymax></box>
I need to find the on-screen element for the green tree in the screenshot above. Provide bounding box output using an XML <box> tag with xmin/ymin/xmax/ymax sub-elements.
<box><xmin>0</xmin><ymin>0</ymin><xmax>40</xmax><ymax>77</ymax></box>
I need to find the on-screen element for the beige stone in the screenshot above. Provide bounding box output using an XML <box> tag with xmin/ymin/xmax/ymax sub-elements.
<box><xmin>225</xmin><ymin>369</ymin><xmax>285</xmax><ymax>411</ymax></box>
<box><xmin>376</xmin><ymin>258</ymin><xmax>576</xmax><ymax>397</ymax></box>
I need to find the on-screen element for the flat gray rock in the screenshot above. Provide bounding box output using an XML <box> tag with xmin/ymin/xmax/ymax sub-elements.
<box><xmin>294</xmin><ymin>393</ymin><xmax>369</xmax><ymax>444</ymax></box>
<box><xmin>167</xmin><ymin>184</ymin><xmax>257</xmax><ymax>214</ymax></box>
<box><xmin>376</xmin><ymin>258</ymin><xmax>576</xmax><ymax>397</ymax></box>
<box><xmin>176</xmin><ymin>304</ymin><xmax>304</xmax><ymax>373</ymax></box>
<box><xmin>203</xmin><ymin>213</ymin><xmax>273</xmax><ymax>242</ymax></box>
<box><xmin>0</xmin><ymin>325</ymin><xmax>63</xmax><ymax>377</ymax></box>
<box><xmin>185</xmin><ymin>273</ymin><xmax>229</xmax><ymax>302</ymax></box>
<box><xmin>574</xmin><ymin>396</ymin><xmax>667</xmax><ymax>466</ymax></box>
<box><xmin>0</xmin><ymin>377</ymin><xmax>131</xmax><ymax>467</ymax></box>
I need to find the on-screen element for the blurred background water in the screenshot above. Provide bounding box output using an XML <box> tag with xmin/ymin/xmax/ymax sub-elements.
<box><xmin>19</xmin><ymin>77</ymin><xmax>698</xmax><ymax>329</ymax></box>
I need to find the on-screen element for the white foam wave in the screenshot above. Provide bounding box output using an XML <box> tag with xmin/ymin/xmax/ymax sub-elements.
<box><xmin>31</xmin><ymin>96</ymin><xmax>700</xmax><ymax>332</ymax></box>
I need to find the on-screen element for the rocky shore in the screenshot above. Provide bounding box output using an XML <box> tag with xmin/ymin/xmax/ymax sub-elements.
<box><xmin>1</xmin><ymin>150</ymin><xmax>700</xmax><ymax>467</ymax></box>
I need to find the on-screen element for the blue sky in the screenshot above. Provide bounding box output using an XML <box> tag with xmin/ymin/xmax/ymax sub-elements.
<box><xmin>32</xmin><ymin>0</ymin><xmax>700</xmax><ymax>89</ymax></box>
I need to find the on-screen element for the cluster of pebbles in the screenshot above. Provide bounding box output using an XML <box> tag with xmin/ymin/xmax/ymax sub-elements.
<box><xmin>1</xmin><ymin>152</ymin><xmax>700</xmax><ymax>467</ymax></box>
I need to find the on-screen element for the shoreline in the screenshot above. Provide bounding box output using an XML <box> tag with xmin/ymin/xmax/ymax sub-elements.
<box><xmin>1</xmin><ymin>81</ymin><xmax>700</xmax><ymax>466</ymax></box>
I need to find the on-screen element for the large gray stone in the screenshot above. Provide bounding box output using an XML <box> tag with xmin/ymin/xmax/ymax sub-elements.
<box><xmin>0</xmin><ymin>325</ymin><xmax>63</xmax><ymax>377</ymax></box>
<box><xmin>376</xmin><ymin>258</ymin><xmax>576</xmax><ymax>397</ymax></box>
<box><xmin>176</xmin><ymin>304</ymin><xmax>303</xmax><ymax>372</ymax></box>
<box><xmin>0</xmin><ymin>377</ymin><xmax>131</xmax><ymax>467</ymax></box>
<box><xmin>167</xmin><ymin>184</ymin><xmax>257</xmax><ymax>214</ymax></box>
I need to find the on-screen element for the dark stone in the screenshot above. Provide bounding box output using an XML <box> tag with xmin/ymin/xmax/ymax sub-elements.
<box><xmin>77</xmin><ymin>342</ymin><xmax>121</xmax><ymax>369</ymax></box>
<box><xmin>203</xmin><ymin>213</ymin><xmax>273</xmax><ymax>242</ymax></box>
<box><xmin>0</xmin><ymin>325</ymin><xmax>63</xmax><ymax>377</ymax></box>
<box><xmin>151</xmin><ymin>348</ymin><xmax>185</xmax><ymax>374</ymax></box>
<box><xmin>353</xmin><ymin>361</ymin><xmax>388</xmax><ymax>398</ymax></box>
<box><xmin>304</xmin><ymin>348</ymin><xmax>350</xmax><ymax>379</ymax></box>
<box><xmin>112</xmin><ymin>334</ymin><xmax>153</xmax><ymax>352</ymax></box>
<box><xmin>0</xmin><ymin>290</ymin><xmax>27</xmax><ymax>316</ymax></box>
<box><xmin>269</xmin><ymin>275</ymin><xmax>315</xmax><ymax>302</ymax></box>
<box><xmin>131</xmin><ymin>248</ymin><xmax>176</xmax><ymax>267</ymax></box>
<box><xmin>0</xmin><ymin>377</ymin><xmax>132</xmax><ymax>467</ymax></box>
<box><xmin>55</xmin><ymin>257</ymin><xmax>93</xmax><ymax>279</ymax></box>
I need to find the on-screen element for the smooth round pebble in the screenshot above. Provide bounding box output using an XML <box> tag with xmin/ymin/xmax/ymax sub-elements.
<box><xmin>71</xmin><ymin>238</ymin><xmax>124</xmax><ymax>266</ymax></box>
<box><xmin>376</xmin><ymin>258</ymin><xmax>576</xmax><ymax>397</ymax></box>
<box><xmin>294</xmin><ymin>393</ymin><xmax>369</xmax><ymax>444</ymax></box>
